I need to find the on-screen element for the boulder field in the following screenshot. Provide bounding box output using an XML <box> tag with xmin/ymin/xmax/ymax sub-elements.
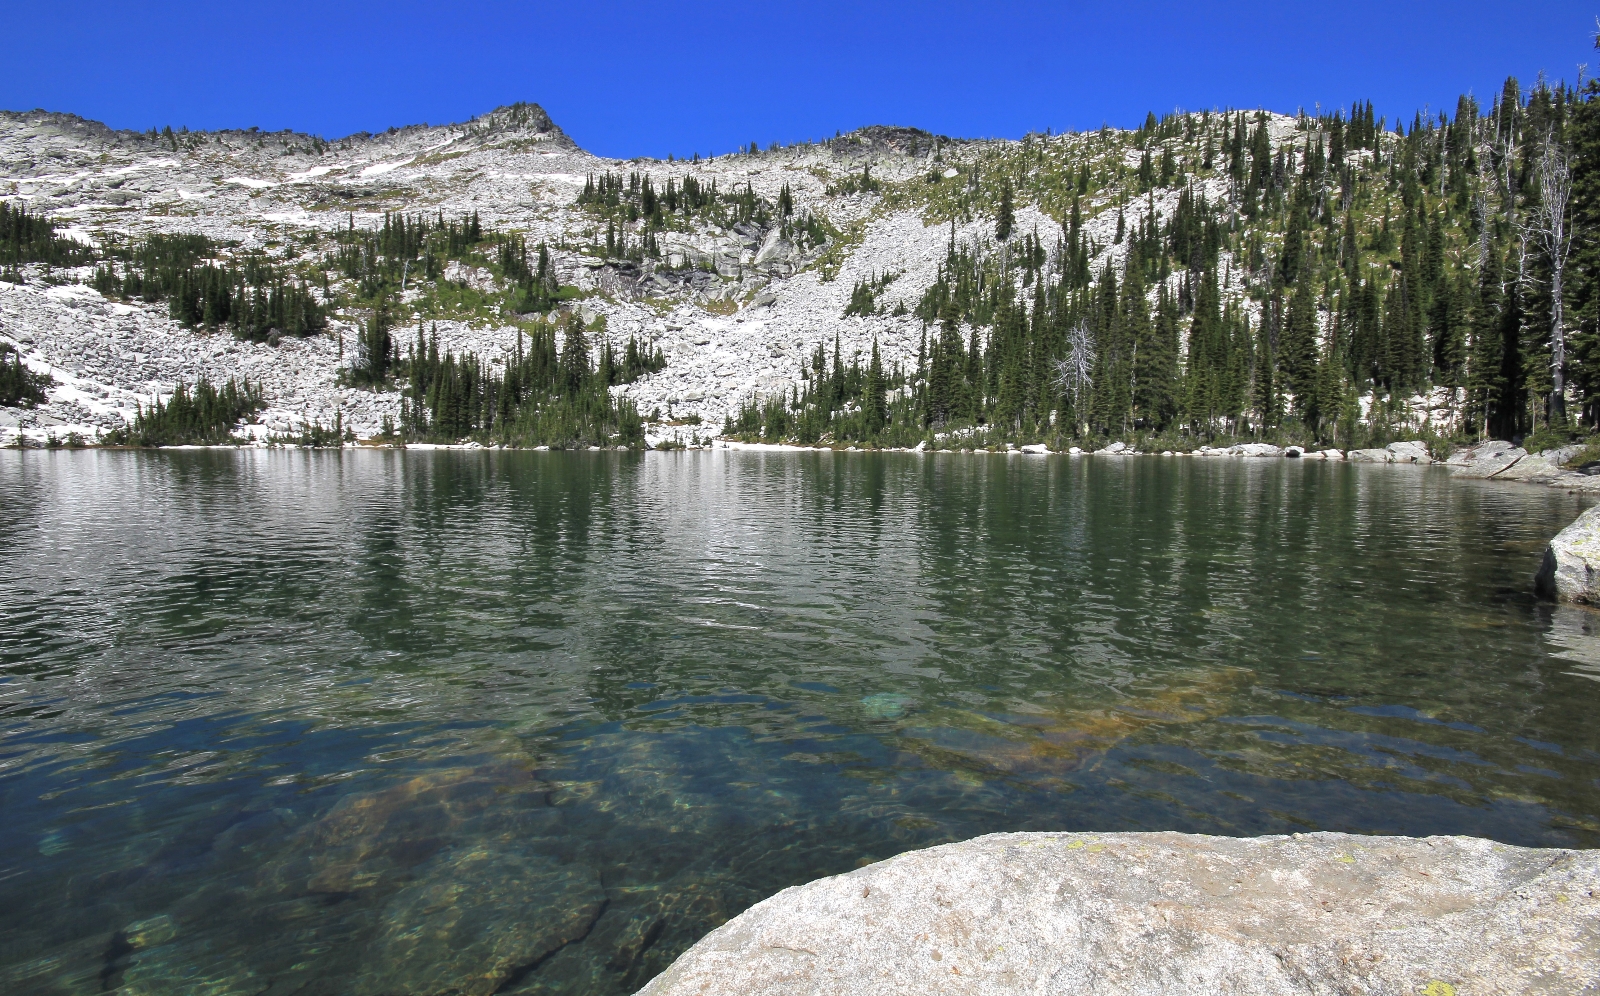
<box><xmin>638</xmin><ymin>831</ymin><xmax>1597</xmax><ymax>996</ymax></box>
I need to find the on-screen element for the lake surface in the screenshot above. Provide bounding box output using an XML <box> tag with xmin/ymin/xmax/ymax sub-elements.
<box><xmin>3</xmin><ymin>449</ymin><xmax>1599</xmax><ymax>995</ymax></box>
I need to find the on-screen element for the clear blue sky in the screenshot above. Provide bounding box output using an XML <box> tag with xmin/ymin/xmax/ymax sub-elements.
<box><xmin>3</xmin><ymin>1</ymin><xmax>1595</xmax><ymax>158</ymax></box>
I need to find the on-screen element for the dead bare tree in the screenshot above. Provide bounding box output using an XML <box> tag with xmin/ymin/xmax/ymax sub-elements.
<box><xmin>1473</xmin><ymin>134</ymin><xmax>1494</xmax><ymax>272</ymax></box>
<box><xmin>1528</xmin><ymin>128</ymin><xmax>1575</xmax><ymax>422</ymax></box>
<box><xmin>1052</xmin><ymin>322</ymin><xmax>1095</xmax><ymax>433</ymax></box>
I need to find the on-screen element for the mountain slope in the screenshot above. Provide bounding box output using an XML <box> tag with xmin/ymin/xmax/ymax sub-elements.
<box><xmin>0</xmin><ymin>85</ymin><xmax>1585</xmax><ymax>451</ymax></box>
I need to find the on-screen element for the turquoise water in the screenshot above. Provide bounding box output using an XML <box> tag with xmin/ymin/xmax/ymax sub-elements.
<box><xmin>2</xmin><ymin>450</ymin><xmax>1599</xmax><ymax>994</ymax></box>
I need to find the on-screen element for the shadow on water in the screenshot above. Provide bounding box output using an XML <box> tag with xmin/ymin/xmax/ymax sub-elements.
<box><xmin>1</xmin><ymin>449</ymin><xmax>1599</xmax><ymax>994</ymax></box>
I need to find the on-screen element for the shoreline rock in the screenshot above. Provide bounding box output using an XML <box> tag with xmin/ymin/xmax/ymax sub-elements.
<box><xmin>1444</xmin><ymin>439</ymin><xmax>1524</xmax><ymax>477</ymax></box>
<box><xmin>1445</xmin><ymin>439</ymin><xmax>1600</xmax><ymax>492</ymax></box>
<box><xmin>639</xmin><ymin>830</ymin><xmax>1599</xmax><ymax>996</ymax></box>
<box><xmin>1537</xmin><ymin>503</ymin><xmax>1600</xmax><ymax>603</ymax></box>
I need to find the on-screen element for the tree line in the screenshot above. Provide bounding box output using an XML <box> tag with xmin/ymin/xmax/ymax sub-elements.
<box><xmin>104</xmin><ymin>377</ymin><xmax>264</xmax><ymax>446</ymax></box>
<box><xmin>736</xmin><ymin>66</ymin><xmax>1600</xmax><ymax>451</ymax></box>
<box><xmin>397</xmin><ymin>315</ymin><xmax>648</xmax><ymax>447</ymax></box>
<box><xmin>94</xmin><ymin>233</ymin><xmax>328</xmax><ymax>341</ymax></box>
<box><xmin>577</xmin><ymin>170</ymin><xmax>834</xmax><ymax>264</ymax></box>
<box><xmin>0</xmin><ymin>343</ymin><xmax>51</xmax><ymax>407</ymax></box>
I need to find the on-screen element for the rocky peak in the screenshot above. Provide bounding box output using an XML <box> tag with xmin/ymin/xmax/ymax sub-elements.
<box><xmin>463</xmin><ymin>102</ymin><xmax>569</xmax><ymax>145</ymax></box>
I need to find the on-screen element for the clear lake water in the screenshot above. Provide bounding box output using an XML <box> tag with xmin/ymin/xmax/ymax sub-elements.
<box><xmin>2</xmin><ymin>449</ymin><xmax>1599</xmax><ymax>994</ymax></box>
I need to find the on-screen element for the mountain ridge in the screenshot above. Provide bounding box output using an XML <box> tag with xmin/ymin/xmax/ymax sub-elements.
<box><xmin>0</xmin><ymin>77</ymin><xmax>1586</xmax><ymax>453</ymax></box>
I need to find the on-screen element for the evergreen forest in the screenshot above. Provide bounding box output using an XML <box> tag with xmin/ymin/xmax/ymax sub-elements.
<box><xmin>0</xmin><ymin>343</ymin><xmax>51</xmax><ymax>407</ymax></box>
<box><xmin>15</xmin><ymin>58</ymin><xmax>1600</xmax><ymax>454</ymax></box>
<box><xmin>732</xmin><ymin>75</ymin><xmax>1600</xmax><ymax>453</ymax></box>
<box><xmin>103</xmin><ymin>377</ymin><xmax>265</xmax><ymax>446</ymax></box>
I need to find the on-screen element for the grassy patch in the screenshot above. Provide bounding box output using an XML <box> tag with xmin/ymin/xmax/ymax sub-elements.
<box><xmin>809</xmin><ymin>218</ymin><xmax>868</xmax><ymax>283</ymax></box>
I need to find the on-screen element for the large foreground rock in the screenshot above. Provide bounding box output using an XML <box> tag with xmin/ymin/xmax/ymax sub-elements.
<box><xmin>1537</xmin><ymin>504</ymin><xmax>1600</xmax><ymax>603</ymax></box>
<box><xmin>638</xmin><ymin>831</ymin><xmax>1598</xmax><ymax>996</ymax></box>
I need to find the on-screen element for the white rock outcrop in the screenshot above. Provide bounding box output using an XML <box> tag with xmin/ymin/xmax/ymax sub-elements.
<box><xmin>1346</xmin><ymin>447</ymin><xmax>1392</xmax><ymax>462</ymax></box>
<box><xmin>1537</xmin><ymin>504</ymin><xmax>1600</xmax><ymax>603</ymax></box>
<box><xmin>1228</xmin><ymin>442</ymin><xmax>1283</xmax><ymax>457</ymax></box>
<box><xmin>1495</xmin><ymin>444</ymin><xmax>1581</xmax><ymax>482</ymax></box>
<box><xmin>1444</xmin><ymin>439</ymin><xmax>1524</xmax><ymax>477</ymax></box>
<box><xmin>1386</xmin><ymin>439</ymin><xmax>1433</xmax><ymax>463</ymax></box>
<box><xmin>639</xmin><ymin>831</ymin><xmax>1599</xmax><ymax>996</ymax></box>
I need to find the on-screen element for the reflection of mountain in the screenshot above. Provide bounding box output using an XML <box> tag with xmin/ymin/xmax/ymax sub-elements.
<box><xmin>6</xmin><ymin>451</ymin><xmax>1600</xmax><ymax>996</ymax></box>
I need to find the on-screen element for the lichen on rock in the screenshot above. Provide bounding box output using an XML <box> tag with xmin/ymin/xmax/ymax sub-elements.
<box><xmin>637</xmin><ymin>830</ymin><xmax>1600</xmax><ymax>996</ymax></box>
<box><xmin>1537</xmin><ymin>503</ymin><xmax>1600</xmax><ymax>603</ymax></box>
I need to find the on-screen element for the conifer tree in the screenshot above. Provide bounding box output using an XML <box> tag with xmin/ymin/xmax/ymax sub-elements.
<box><xmin>1184</xmin><ymin>267</ymin><xmax>1225</xmax><ymax>431</ymax></box>
<box><xmin>1252</xmin><ymin>309</ymin><xmax>1278</xmax><ymax>431</ymax></box>
<box><xmin>358</xmin><ymin>301</ymin><xmax>393</xmax><ymax>385</ymax></box>
<box><xmin>995</xmin><ymin>182</ymin><xmax>1015</xmax><ymax>241</ymax></box>
<box><xmin>1133</xmin><ymin>285</ymin><xmax>1178</xmax><ymax>429</ymax></box>
<box><xmin>864</xmin><ymin>338</ymin><xmax>887</xmax><ymax>433</ymax></box>
<box><xmin>1281</xmin><ymin>277</ymin><xmax>1320</xmax><ymax>413</ymax></box>
<box><xmin>561</xmin><ymin>313</ymin><xmax>590</xmax><ymax>395</ymax></box>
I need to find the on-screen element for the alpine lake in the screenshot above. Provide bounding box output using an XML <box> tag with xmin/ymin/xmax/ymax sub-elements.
<box><xmin>3</xmin><ymin>448</ymin><xmax>1599</xmax><ymax>995</ymax></box>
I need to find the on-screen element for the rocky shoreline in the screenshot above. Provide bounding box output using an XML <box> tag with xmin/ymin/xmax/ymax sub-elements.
<box><xmin>11</xmin><ymin>433</ymin><xmax>1600</xmax><ymax>497</ymax></box>
<box><xmin>639</xmin><ymin>830</ymin><xmax>1599</xmax><ymax>996</ymax></box>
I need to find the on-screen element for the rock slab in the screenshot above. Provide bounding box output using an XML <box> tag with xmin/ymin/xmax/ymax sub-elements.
<box><xmin>1445</xmin><ymin>440</ymin><xmax>1526</xmax><ymax>478</ymax></box>
<box><xmin>637</xmin><ymin>831</ymin><xmax>1599</xmax><ymax>996</ymax></box>
<box><xmin>1496</xmin><ymin>445</ymin><xmax>1582</xmax><ymax>482</ymax></box>
<box><xmin>1386</xmin><ymin>440</ymin><xmax>1433</xmax><ymax>464</ymax></box>
<box><xmin>1537</xmin><ymin>503</ymin><xmax>1600</xmax><ymax>604</ymax></box>
<box><xmin>1346</xmin><ymin>447</ymin><xmax>1393</xmax><ymax>462</ymax></box>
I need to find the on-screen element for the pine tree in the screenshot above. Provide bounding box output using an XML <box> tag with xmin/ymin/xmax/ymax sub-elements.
<box><xmin>1184</xmin><ymin>267</ymin><xmax>1225</xmax><ymax>432</ymax></box>
<box><xmin>1252</xmin><ymin>307</ymin><xmax>1279</xmax><ymax>432</ymax></box>
<box><xmin>864</xmin><ymin>338</ymin><xmax>887</xmax><ymax>434</ymax></box>
<box><xmin>1466</xmin><ymin>244</ymin><xmax>1505</xmax><ymax>435</ymax></box>
<box><xmin>561</xmin><ymin>313</ymin><xmax>590</xmax><ymax>396</ymax></box>
<box><xmin>1133</xmin><ymin>284</ymin><xmax>1178</xmax><ymax>429</ymax></box>
<box><xmin>964</xmin><ymin>324</ymin><xmax>984</xmax><ymax>423</ymax></box>
<box><xmin>359</xmin><ymin>302</ymin><xmax>393</xmax><ymax>385</ymax></box>
<box><xmin>1280</xmin><ymin>277</ymin><xmax>1320</xmax><ymax>415</ymax></box>
<box><xmin>995</xmin><ymin>182</ymin><xmax>1015</xmax><ymax>242</ymax></box>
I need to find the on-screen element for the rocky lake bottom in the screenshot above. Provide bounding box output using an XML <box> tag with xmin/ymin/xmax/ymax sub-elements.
<box><xmin>2</xmin><ymin>450</ymin><xmax>1598</xmax><ymax>995</ymax></box>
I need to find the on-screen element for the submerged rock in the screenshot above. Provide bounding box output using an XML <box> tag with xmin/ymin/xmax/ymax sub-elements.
<box><xmin>260</xmin><ymin>764</ymin><xmax>552</xmax><ymax>898</ymax></box>
<box><xmin>357</xmin><ymin>847</ymin><xmax>605</xmax><ymax>996</ymax></box>
<box><xmin>859</xmin><ymin>693</ymin><xmax>915</xmax><ymax>720</ymax></box>
<box><xmin>638</xmin><ymin>831</ymin><xmax>1600</xmax><ymax>996</ymax></box>
<box><xmin>118</xmin><ymin>939</ymin><xmax>262</xmax><ymax>996</ymax></box>
<box><xmin>1537</xmin><ymin>504</ymin><xmax>1600</xmax><ymax>604</ymax></box>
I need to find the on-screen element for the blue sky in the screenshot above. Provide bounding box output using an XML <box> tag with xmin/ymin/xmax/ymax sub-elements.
<box><xmin>3</xmin><ymin>1</ymin><xmax>1595</xmax><ymax>158</ymax></box>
